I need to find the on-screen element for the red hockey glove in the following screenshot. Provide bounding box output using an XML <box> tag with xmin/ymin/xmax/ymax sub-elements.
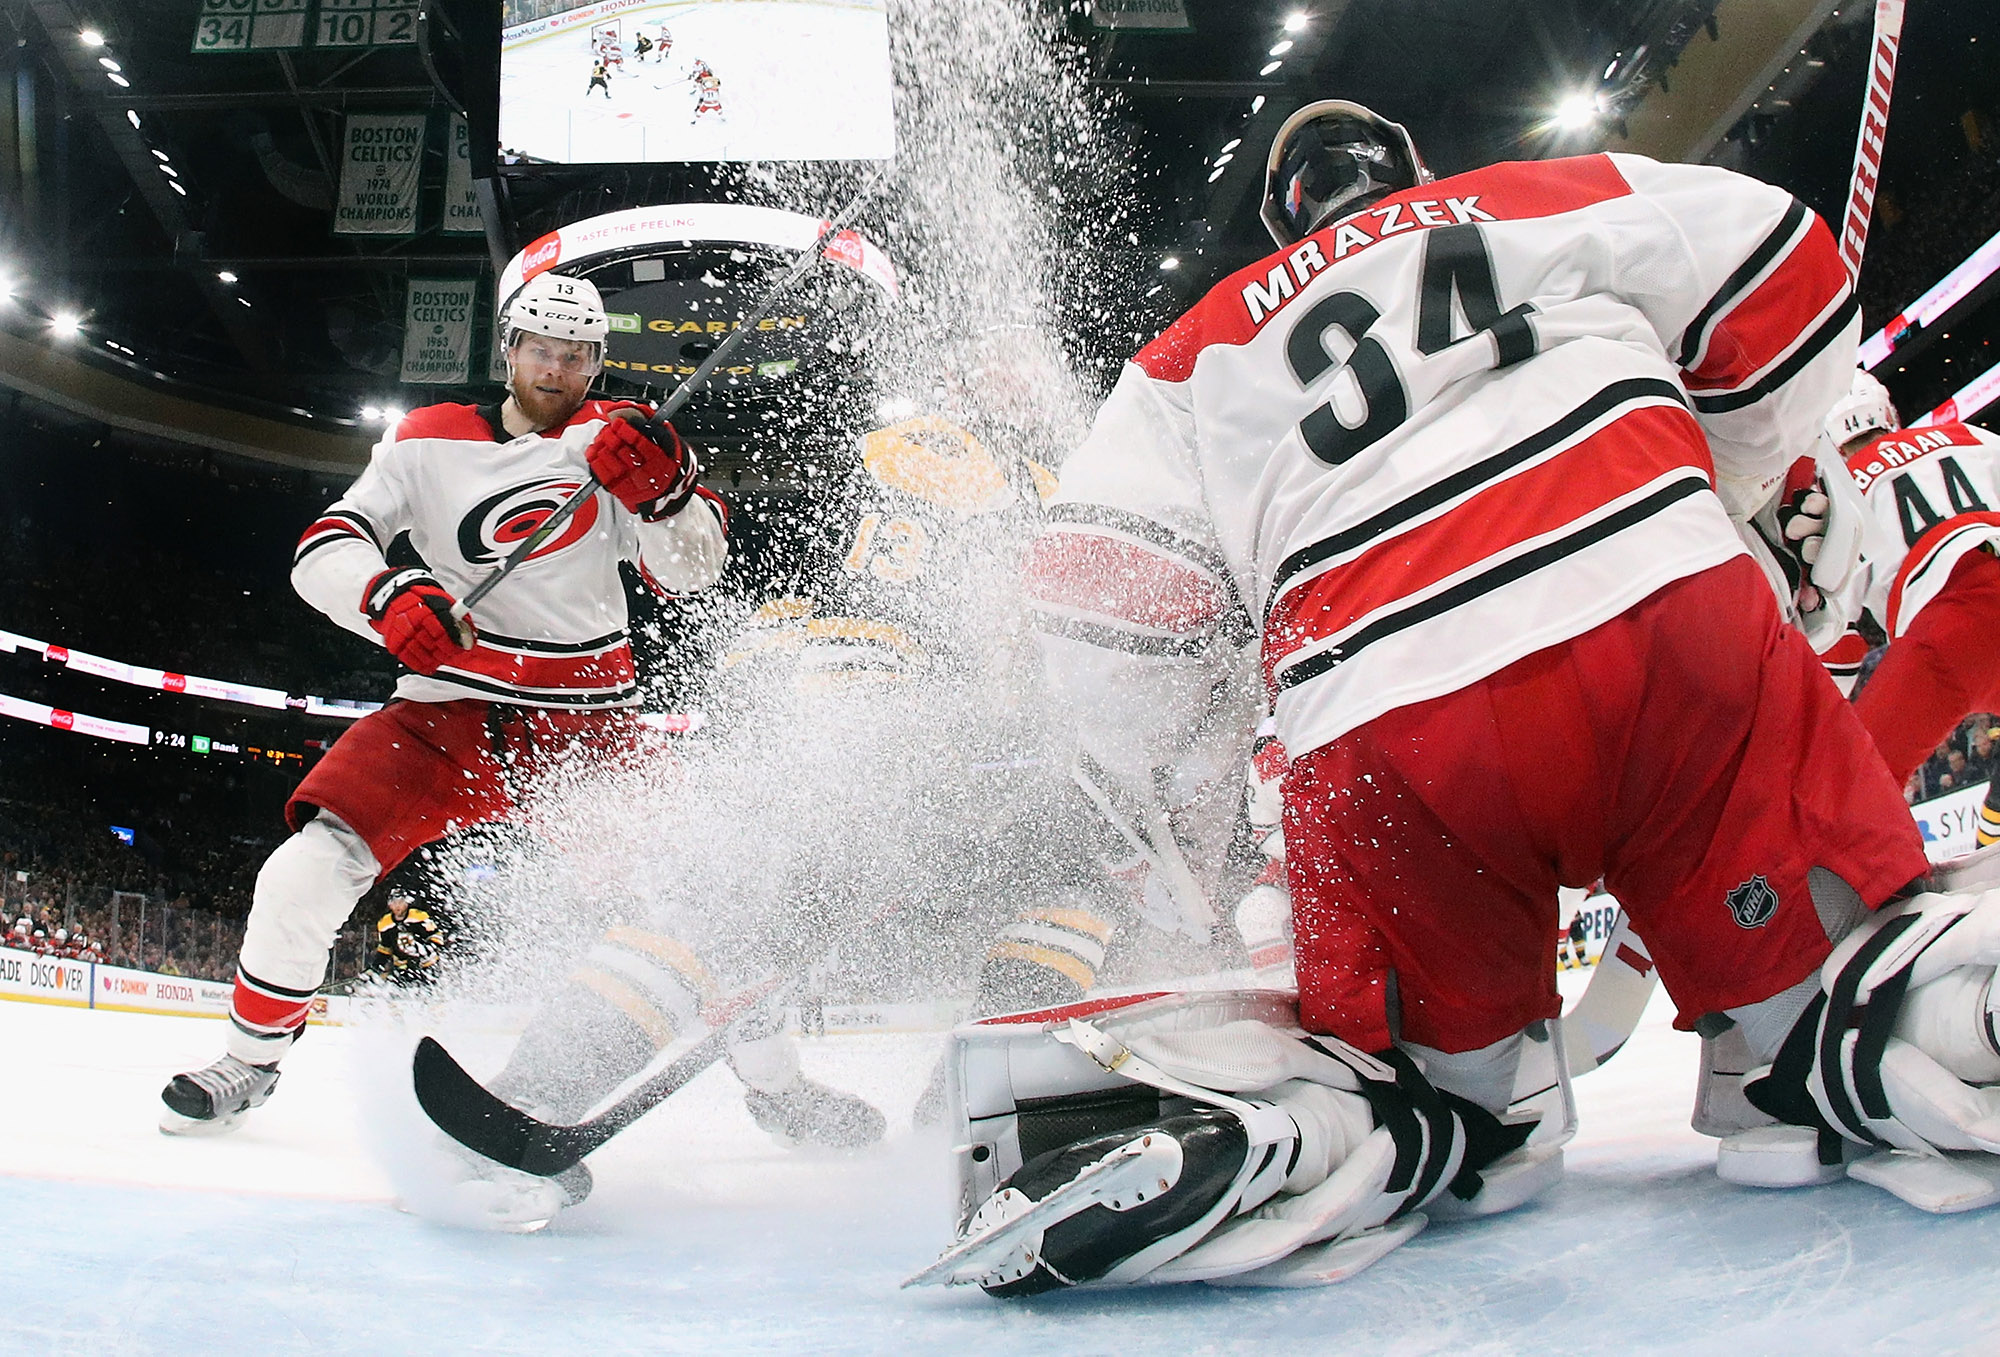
<box><xmin>364</xmin><ymin>568</ymin><xmax>473</xmax><ymax>675</ymax></box>
<box><xmin>585</xmin><ymin>414</ymin><xmax>700</xmax><ymax>519</ymax></box>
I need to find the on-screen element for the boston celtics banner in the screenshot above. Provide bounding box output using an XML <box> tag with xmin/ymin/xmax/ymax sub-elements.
<box><xmin>400</xmin><ymin>278</ymin><xmax>478</xmax><ymax>384</ymax></box>
<box><xmin>334</xmin><ymin>113</ymin><xmax>425</xmax><ymax>235</ymax></box>
<box><xmin>443</xmin><ymin>114</ymin><xmax>483</xmax><ymax>236</ymax></box>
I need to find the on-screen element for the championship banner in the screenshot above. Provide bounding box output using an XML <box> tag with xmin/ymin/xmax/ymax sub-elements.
<box><xmin>443</xmin><ymin>114</ymin><xmax>483</xmax><ymax>237</ymax></box>
<box><xmin>400</xmin><ymin>278</ymin><xmax>478</xmax><ymax>385</ymax></box>
<box><xmin>333</xmin><ymin>112</ymin><xmax>426</xmax><ymax>236</ymax></box>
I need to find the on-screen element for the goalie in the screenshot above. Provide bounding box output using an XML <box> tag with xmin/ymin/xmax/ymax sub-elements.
<box><xmin>913</xmin><ymin>102</ymin><xmax>2000</xmax><ymax>1294</ymax></box>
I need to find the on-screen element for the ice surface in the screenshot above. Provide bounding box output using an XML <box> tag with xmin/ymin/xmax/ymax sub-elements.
<box><xmin>6</xmin><ymin>982</ymin><xmax>2000</xmax><ymax>1355</ymax></box>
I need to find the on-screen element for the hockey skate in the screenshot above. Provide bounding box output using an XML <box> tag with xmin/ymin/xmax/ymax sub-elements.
<box><xmin>743</xmin><ymin>1078</ymin><xmax>886</xmax><ymax>1149</ymax></box>
<box><xmin>158</xmin><ymin>1054</ymin><xmax>281</xmax><ymax>1136</ymax></box>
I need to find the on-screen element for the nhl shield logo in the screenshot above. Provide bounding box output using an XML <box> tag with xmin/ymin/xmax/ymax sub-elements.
<box><xmin>1726</xmin><ymin>874</ymin><xmax>1779</xmax><ymax>929</ymax></box>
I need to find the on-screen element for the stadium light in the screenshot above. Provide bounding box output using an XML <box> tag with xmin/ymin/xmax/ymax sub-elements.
<box><xmin>1213</xmin><ymin>152</ymin><xmax>1234</xmax><ymax>166</ymax></box>
<box><xmin>217</xmin><ymin>270</ymin><xmax>237</xmax><ymax>284</ymax></box>
<box><xmin>1251</xmin><ymin>95</ymin><xmax>1266</xmax><ymax>114</ymax></box>
<box><xmin>383</xmin><ymin>406</ymin><xmax>405</xmax><ymax>425</ymax></box>
<box><xmin>125</xmin><ymin>109</ymin><xmax>139</xmax><ymax>129</ymax></box>
<box><xmin>361</xmin><ymin>405</ymin><xmax>383</xmax><ymax>421</ymax></box>
<box><xmin>98</xmin><ymin>57</ymin><xmax>120</xmax><ymax>72</ymax></box>
<box><xmin>1284</xmin><ymin>13</ymin><xmax>1310</xmax><ymax>33</ymax></box>
<box><xmin>151</xmin><ymin>148</ymin><xmax>169</xmax><ymax>161</ymax></box>
<box><xmin>1219</xmin><ymin>138</ymin><xmax>1241</xmax><ymax>154</ymax></box>
<box><xmin>1269</xmin><ymin>40</ymin><xmax>1294</xmax><ymax>56</ymax></box>
<box><xmin>1208</xmin><ymin>165</ymin><xmax>1227</xmax><ymax>183</ymax></box>
<box><xmin>1259</xmin><ymin>61</ymin><xmax>1283</xmax><ymax>76</ymax></box>
<box><xmin>167</xmin><ymin>181</ymin><xmax>186</xmax><ymax>196</ymax></box>
<box><xmin>50</xmin><ymin>311</ymin><xmax>83</xmax><ymax>342</ymax></box>
<box><xmin>1160</xmin><ymin>256</ymin><xmax>1180</xmax><ymax>271</ymax></box>
<box><xmin>106</xmin><ymin>71</ymin><xmax>129</xmax><ymax>88</ymax></box>
<box><xmin>1555</xmin><ymin>92</ymin><xmax>1602</xmax><ymax>130</ymax></box>
<box><xmin>78</xmin><ymin>28</ymin><xmax>104</xmax><ymax>48</ymax></box>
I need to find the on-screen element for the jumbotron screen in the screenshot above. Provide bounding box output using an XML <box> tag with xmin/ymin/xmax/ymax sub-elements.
<box><xmin>499</xmin><ymin>1</ymin><xmax>895</xmax><ymax>164</ymax></box>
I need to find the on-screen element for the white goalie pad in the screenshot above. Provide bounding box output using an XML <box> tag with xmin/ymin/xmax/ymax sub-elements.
<box><xmin>941</xmin><ymin>989</ymin><xmax>1302</xmax><ymax>1233</ymax></box>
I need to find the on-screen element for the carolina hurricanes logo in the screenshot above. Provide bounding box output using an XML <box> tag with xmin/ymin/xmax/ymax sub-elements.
<box><xmin>459</xmin><ymin>479</ymin><xmax>600</xmax><ymax>567</ymax></box>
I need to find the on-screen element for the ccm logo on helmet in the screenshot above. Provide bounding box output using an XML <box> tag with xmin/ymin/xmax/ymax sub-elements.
<box><xmin>458</xmin><ymin>479</ymin><xmax>600</xmax><ymax>566</ymax></box>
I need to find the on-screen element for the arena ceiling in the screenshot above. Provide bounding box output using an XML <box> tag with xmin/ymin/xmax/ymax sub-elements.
<box><xmin>0</xmin><ymin>0</ymin><xmax>1991</xmax><ymax>480</ymax></box>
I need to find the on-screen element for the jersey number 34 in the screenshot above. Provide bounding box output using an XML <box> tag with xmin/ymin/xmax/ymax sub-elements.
<box><xmin>1286</xmin><ymin>223</ymin><xmax>1537</xmax><ymax>467</ymax></box>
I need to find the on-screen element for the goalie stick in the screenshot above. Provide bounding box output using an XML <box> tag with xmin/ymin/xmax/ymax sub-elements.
<box><xmin>452</xmin><ymin>169</ymin><xmax>886</xmax><ymax>625</ymax></box>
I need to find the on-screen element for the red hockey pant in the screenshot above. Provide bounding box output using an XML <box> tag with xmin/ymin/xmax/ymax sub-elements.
<box><xmin>1852</xmin><ymin>549</ymin><xmax>2000</xmax><ymax>787</ymax></box>
<box><xmin>1284</xmin><ymin>556</ymin><xmax>1929</xmax><ymax>1054</ymax></box>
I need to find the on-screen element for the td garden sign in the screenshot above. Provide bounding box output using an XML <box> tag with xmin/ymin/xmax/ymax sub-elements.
<box><xmin>494</xmin><ymin>203</ymin><xmax>897</xmax><ymax>392</ymax></box>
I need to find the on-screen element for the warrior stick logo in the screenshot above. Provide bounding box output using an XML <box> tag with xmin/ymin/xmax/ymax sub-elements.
<box><xmin>1725</xmin><ymin>875</ymin><xmax>1779</xmax><ymax>930</ymax></box>
<box><xmin>458</xmin><ymin>479</ymin><xmax>599</xmax><ymax>566</ymax></box>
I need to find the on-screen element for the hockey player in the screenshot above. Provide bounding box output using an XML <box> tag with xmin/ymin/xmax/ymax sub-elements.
<box><xmin>586</xmin><ymin>60</ymin><xmax>610</xmax><ymax>100</ymax></box>
<box><xmin>159</xmin><ymin>271</ymin><xmax>726</xmax><ymax>1135</ymax></box>
<box><xmin>1816</xmin><ymin>372</ymin><xmax>2000</xmax><ymax>840</ymax></box>
<box><xmin>690</xmin><ymin>71</ymin><xmax>723</xmax><ymax>126</ymax></box>
<box><xmin>929</xmin><ymin>101</ymin><xmax>2000</xmax><ymax>1293</ymax></box>
<box><xmin>373</xmin><ymin>889</ymin><xmax>445</xmax><ymax>986</ymax></box>
<box><xmin>632</xmin><ymin>32</ymin><xmax>652</xmax><ymax>64</ymax></box>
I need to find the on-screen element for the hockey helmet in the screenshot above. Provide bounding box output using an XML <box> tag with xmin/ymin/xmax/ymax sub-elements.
<box><xmin>1824</xmin><ymin>368</ymin><xmax>1899</xmax><ymax>449</ymax></box>
<box><xmin>504</xmin><ymin>271</ymin><xmax>609</xmax><ymax>370</ymax></box>
<box><xmin>1262</xmin><ymin>100</ymin><xmax>1431</xmax><ymax>248</ymax></box>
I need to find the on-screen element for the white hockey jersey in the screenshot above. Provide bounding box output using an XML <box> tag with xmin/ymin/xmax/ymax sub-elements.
<box><xmin>1027</xmin><ymin>153</ymin><xmax>1858</xmax><ymax>774</ymax></box>
<box><xmin>293</xmin><ymin>399</ymin><xmax>728</xmax><ymax>709</ymax></box>
<box><xmin>1844</xmin><ymin>420</ymin><xmax>2000</xmax><ymax>639</ymax></box>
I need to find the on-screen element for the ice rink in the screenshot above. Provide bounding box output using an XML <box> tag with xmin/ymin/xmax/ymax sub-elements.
<box><xmin>499</xmin><ymin>1</ymin><xmax>895</xmax><ymax>164</ymax></box>
<box><xmin>6</xmin><ymin>977</ymin><xmax>2000</xmax><ymax>1356</ymax></box>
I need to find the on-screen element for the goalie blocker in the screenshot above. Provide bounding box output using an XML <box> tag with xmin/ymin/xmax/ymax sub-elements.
<box><xmin>911</xmin><ymin>990</ymin><xmax>1573</xmax><ymax>1294</ymax></box>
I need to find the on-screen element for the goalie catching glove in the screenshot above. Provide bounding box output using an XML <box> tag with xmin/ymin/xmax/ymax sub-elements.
<box><xmin>911</xmin><ymin>1013</ymin><xmax>1556</xmax><ymax>1294</ymax></box>
<box><xmin>585</xmin><ymin>413</ymin><xmax>700</xmax><ymax>520</ymax></box>
<box><xmin>1731</xmin><ymin>887</ymin><xmax>2000</xmax><ymax>1213</ymax></box>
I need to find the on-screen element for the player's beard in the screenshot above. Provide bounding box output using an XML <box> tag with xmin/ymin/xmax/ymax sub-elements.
<box><xmin>508</xmin><ymin>364</ymin><xmax>589</xmax><ymax>432</ymax></box>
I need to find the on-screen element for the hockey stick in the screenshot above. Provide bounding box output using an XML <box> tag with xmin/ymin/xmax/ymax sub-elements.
<box><xmin>415</xmin><ymin>886</ymin><xmax>909</xmax><ymax>1174</ymax></box>
<box><xmin>451</xmin><ymin>170</ymin><xmax>886</xmax><ymax>626</ymax></box>
<box><xmin>413</xmin><ymin>973</ymin><xmax>784</xmax><ymax>1175</ymax></box>
<box><xmin>1837</xmin><ymin>0</ymin><xmax>1906</xmax><ymax>282</ymax></box>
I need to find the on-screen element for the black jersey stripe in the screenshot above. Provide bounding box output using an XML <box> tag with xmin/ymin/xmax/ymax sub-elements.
<box><xmin>472</xmin><ymin>629</ymin><xmax>629</xmax><ymax>655</ymax></box>
<box><xmin>1271</xmin><ymin>377</ymin><xmax>1690</xmax><ymax>602</ymax></box>
<box><xmin>421</xmin><ymin>669</ymin><xmax>640</xmax><ymax>706</ymax></box>
<box><xmin>1046</xmin><ymin>502</ymin><xmax>1233</xmax><ymax>586</ymax></box>
<box><xmin>1691</xmin><ymin>292</ymin><xmax>1859</xmax><ymax>415</ymax></box>
<box><xmin>1676</xmin><ymin>197</ymin><xmax>1810</xmax><ymax>370</ymax></box>
<box><xmin>1029</xmin><ymin>609</ymin><xmax>1219</xmax><ymax>658</ymax></box>
<box><xmin>1274</xmin><ymin>474</ymin><xmax>1709</xmax><ymax>692</ymax></box>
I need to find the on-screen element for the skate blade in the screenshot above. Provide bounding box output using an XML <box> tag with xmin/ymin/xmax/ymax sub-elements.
<box><xmin>158</xmin><ymin>1106</ymin><xmax>249</xmax><ymax>1137</ymax></box>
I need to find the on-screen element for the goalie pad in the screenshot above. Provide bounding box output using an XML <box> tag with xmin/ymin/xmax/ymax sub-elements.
<box><xmin>916</xmin><ymin>990</ymin><xmax>1556</xmax><ymax>1293</ymax></box>
<box><xmin>1741</xmin><ymin>889</ymin><xmax>2000</xmax><ymax>1209</ymax></box>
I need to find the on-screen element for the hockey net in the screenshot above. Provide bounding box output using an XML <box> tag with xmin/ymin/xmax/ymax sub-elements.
<box><xmin>590</xmin><ymin>19</ymin><xmax>624</xmax><ymax>71</ymax></box>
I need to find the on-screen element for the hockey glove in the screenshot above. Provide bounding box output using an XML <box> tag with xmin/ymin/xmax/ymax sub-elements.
<box><xmin>1743</xmin><ymin>889</ymin><xmax>2000</xmax><ymax>1209</ymax></box>
<box><xmin>365</xmin><ymin>568</ymin><xmax>473</xmax><ymax>675</ymax></box>
<box><xmin>585</xmin><ymin>414</ymin><xmax>699</xmax><ymax>520</ymax></box>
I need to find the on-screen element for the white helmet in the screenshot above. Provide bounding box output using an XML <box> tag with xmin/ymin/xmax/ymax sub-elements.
<box><xmin>505</xmin><ymin>271</ymin><xmax>609</xmax><ymax>355</ymax></box>
<box><xmin>1825</xmin><ymin>369</ymin><xmax>1899</xmax><ymax>448</ymax></box>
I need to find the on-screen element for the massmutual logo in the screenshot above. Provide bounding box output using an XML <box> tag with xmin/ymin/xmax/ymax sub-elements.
<box><xmin>1725</xmin><ymin>874</ymin><xmax>1779</xmax><ymax>929</ymax></box>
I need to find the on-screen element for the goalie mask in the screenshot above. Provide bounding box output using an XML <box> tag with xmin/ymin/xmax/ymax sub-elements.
<box><xmin>1261</xmin><ymin>100</ymin><xmax>1431</xmax><ymax>249</ymax></box>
